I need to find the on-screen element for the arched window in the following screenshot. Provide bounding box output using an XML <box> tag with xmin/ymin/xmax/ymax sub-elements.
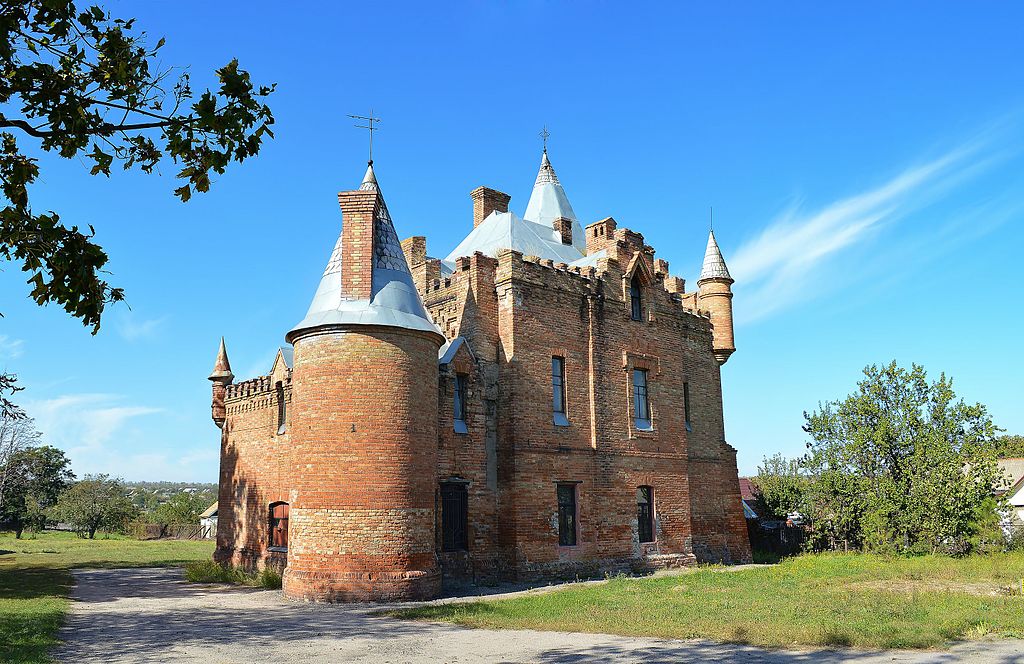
<box><xmin>269</xmin><ymin>502</ymin><xmax>289</xmax><ymax>550</ymax></box>
<box><xmin>629</xmin><ymin>275</ymin><xmax>643</xmax><ymax>321</ymax></box>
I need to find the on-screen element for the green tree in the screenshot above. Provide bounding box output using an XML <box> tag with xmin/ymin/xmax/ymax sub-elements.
<box><xmin>752</xmin><ymin>453</ymin><xmax>808</xmax><ymax>520</ymax></box>
<box><xmin>151</xmin><ymin>491</ymin><xmax>207</xmax><ymax>525</ymax></box>
<box><xmin>51</xmin><ymin>473</ymin><xmax>138</xmax><ymax>538</ymax></box>
<box><xmin>0</xmin><ymin>444</ymin><xmax>74</xmax><ymax>537</ymax></box>
<box><xmin>0</xmin><ymin>372</ymin><xmax>23</xmax><ymax>420</ymax></box>
<box><xmin>994</xmin><ymin>435</ymin><xmax>1024</xmax><ymax>459</ymax></box>
<box><xmin>802</xmin><ymin>361</ymin><xmax>1002</xmax><ymax>554</ymax></box>
<box><xmin>0</xmin><ymin>1</ymin><xmax>274</xmax><ymax>332</ymax></box>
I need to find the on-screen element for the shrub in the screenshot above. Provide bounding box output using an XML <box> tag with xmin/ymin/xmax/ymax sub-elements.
<box><xmin>184</xmin><ymin>559</ymin><xmax>282</xmax><ymax>588</ymax></box>
<box><xmin>258</xmin><ymin>567</ymin><xmax>282</xmax><ymax>589</ymax></box>
<box><xmin>184</xmin><ymin>559</ymin><xmax>234</xmax><ymax>583</ymax></box>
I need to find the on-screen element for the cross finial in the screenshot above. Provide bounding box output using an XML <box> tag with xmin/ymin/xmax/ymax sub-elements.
<box><xmin>349</xmin><ymin>111</ymin><xmax>381</xmax><ymax>164</ymax></box>
<box><xmin>539</xmin><ymin>125</ymin><xmax>550</xmax><ymax>153</ymax></box>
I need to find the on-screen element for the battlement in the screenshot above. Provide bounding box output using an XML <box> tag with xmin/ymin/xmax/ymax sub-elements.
<box><xmin>226</xmin><ymin>375</ymin><xmax>273</xmax><ymax>400</ymax></box>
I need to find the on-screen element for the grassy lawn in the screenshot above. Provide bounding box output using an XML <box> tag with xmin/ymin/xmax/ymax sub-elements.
<box><xmin>389</xmin><ymin>553</ymin><xmax>1024</xmax><ymax>650</ymax></box>
<box><xmin>0</xmin><ymin>530</ymin><xmax>214</xmax><ymax>664</ymax></box>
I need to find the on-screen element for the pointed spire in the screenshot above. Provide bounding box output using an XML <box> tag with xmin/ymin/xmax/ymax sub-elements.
<box><xmin>699</xmin><ymin>230</ymin><xmax>732</xmax><ymax>282</ymax></box>
<box><xmin>359</xmin><ymin>160</ymin><xmax>379</xmax><ymax>192</ymax></box>
<box><xmin>209</xmin><ymin>337</ymin><xmax>234</xmax><ymax>382</ymax></box>
<box><xmin>534</xmin><ymin>150</ymin><xmax>560</xmax><ymax>187</ymax></box>
<box><xmin>524</xmin><ymin>149</ymin><xmax>585</xmax><ymax>253</ymax></box>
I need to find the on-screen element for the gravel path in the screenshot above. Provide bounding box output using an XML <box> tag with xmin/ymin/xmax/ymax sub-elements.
<box><xmin>54</xmin><ymin>568</ymin><xmax>1024</xmax><ymax>663</ymax></box>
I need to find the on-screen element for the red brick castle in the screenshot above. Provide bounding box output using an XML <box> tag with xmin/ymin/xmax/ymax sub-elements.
<box><xmin>209</xmin><ymin>150</ymin><xmax>752</xmax><ymax>602</ymax></box>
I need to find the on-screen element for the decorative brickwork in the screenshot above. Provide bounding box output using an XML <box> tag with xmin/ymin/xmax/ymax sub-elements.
<box><xmin>212</xmin><ymin>158</ymin><xmax>751</xmax><ymax>603</ymax></box>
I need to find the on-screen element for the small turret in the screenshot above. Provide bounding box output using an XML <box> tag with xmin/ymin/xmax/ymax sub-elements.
<box><xmin>208</xmin><ymin>337</ymin><xmax>234</xmax><ymax>427</ymax></box>
<box><xmin>697</xmin><ymin>230</ymin><xmax>735</xmax><ymax>365</ymax></box>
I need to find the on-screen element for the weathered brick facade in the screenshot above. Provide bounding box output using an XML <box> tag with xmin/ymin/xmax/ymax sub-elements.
<box><xmin>210</xmin><ymin>154</ymin><xmax>751</xmax><ymax>602</ymax></box>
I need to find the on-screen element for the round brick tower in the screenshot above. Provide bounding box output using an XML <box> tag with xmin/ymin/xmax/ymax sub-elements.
<box><xmin>282</xmin><ymin>162</ymin><xmax>445</xmax><ymax>602</ymax></box>
<box><xmin>697</xmin><ymin>230</ymin><xmax>735</xmax><ymax>365</ymax></box>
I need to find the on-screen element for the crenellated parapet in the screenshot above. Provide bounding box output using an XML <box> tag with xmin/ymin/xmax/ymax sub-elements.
<box><xmin>225</xmin><ymin>375</ymin><xmax>273</xmax><ymax>400</ymax></box>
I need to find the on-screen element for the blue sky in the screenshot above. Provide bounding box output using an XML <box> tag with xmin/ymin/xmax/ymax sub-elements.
<box><xmin>1</xmin><ymin>2</ymin><xmax>1022</xmax><ymax>481</ymax></box>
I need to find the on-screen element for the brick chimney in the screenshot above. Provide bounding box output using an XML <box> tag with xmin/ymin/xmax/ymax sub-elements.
<box><xmin>336</xmin><ymin>189</ymin><xmax>378</xmax><ymax>300</ymax></box>
<box><xmin>585</xmin><ymin>217</ymin><xmax>617</xmax><ymax>255</ymax></box>
<box><xmin>554</xmin><ymin>216</ymin><xmax>573</xmax><ymax>245</ymax></box>
<box><xmin>470</xmin><ymin>186</ymin><xmax>511</xmax><ymax>228</ymax></box>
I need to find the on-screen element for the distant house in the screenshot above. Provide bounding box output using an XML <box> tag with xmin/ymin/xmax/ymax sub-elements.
<box><xmin>996</xmin><ymin>459</ymin><xmax>1024</xmax><ymax>535</ymax></box>
<box><xmin>199</xmin><ymin>502</ymin><xmax>218</xmax><ymax>539</ymax></box>
<box><xmin>738</xmin><ymin>478</ymin><xmax>763</xmax><ymax>520</ymax></box>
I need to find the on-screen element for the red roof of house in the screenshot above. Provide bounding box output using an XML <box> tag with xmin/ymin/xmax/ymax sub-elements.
<box><xmin>738</xmin><ymin>477</ymin><xmax>757</xmax><ymax>502</ymax></box>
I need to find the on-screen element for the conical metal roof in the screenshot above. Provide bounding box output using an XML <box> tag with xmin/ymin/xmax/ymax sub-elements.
<box><xmin>699</xmin><ymin>230</ymin><xmax>732</xmax><ymax>282</ymax></box>
<box><xmin>359</xmin><ymin>160</ymin><xmax>378</xmax><ymax>191</ymax></box>
<box><xmin>523</xmin><ymin>150</ymin><xmax>586</xmax><ymax>254</ymax></box>
<box><xmin>287</xmin><ymin>163</ymin><xmax>442</xmax><ymax>342</ymax></box>
<box><xmin>208</xmin><ymin>337</ymin><xmax>233</xmax><ymax>381</ymax></box>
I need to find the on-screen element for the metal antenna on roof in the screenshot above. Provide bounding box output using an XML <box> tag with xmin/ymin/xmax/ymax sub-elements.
<box><xmin>539</xmin><ymin>125</ymin><xmax>550</xmax><ymax>153</ymax></box>
<box><xmin>349</xmin><ymin>111</ymin><xmax>381</xmax><ymax>164</ymax></box>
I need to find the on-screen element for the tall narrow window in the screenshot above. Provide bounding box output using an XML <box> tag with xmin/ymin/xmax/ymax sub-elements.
<box><xmin>552</xmin><ymin>356</ymin><xmax>568</xmax><ymax>426</ymax></box>
<box><xmin>276</xmin><ymin>381</ymin><xmax>286</xmax><ymax>434</ymax></box>
<box><xmin>269</xmin><ymin>502</ymin><xmax>289</xmax><ymax>550</ymax></box>
<box><xmin>629</xmin><ymin>275</ymin><xmax>643</xmax><ymax>321</ymax></box>
<box><xmin>441</xmin><ymin>483</ymin><xmax>469</xmax><ymax>551</ymax></box>
<box><xmin>683</xmin><ymin>381</ymin><xmax>692</xmax><ymax>432</ymax></box>
<box><xmin>557</xmin><ymin>483</ymin><xmax>578</xmax><ymax>546</ymax></box>
<box><xmin>453</xmin><ymin>373</ymin><xmax>468</xmax><ymax>433</ymax></box>
<box><xmin>637</xmin><ymin>486</ymin><xmax>654</xmax><ymax>543</ymax></box>
<box><xmin>633</xmin><ymin>369</ymin><xmax>651</xmax><ymax>430</ymax></box>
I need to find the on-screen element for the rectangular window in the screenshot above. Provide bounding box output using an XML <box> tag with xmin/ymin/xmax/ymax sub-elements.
<box><xmin>269</xmin><ymin>502</ymin><xmax>289</xmax><ymax>550</ymax></box>
<box><xmin>552</xmin><ymin>356</ymin><xmax>568</xmax><ymax>426</ymax></box>
<box><xmin>276</xmin><ymin>381</ymin><xmax>286</xmax><ymax>434</ymax></box>
<box><xmin>637</xmin><ymin>486</ymin><xmax>654</xmax><ymax>543</ymax></box>
<box><xmin>683</xmin><ymin>381</ymin><xmax>692</xmax><ymax>432</ymax></box>
<box><xmin>557</xmin><ymin>483</ymin><xmax>578</xmax><ymax>546</ymax></box>
<box><xmin>633</xmin><ymin>369</ymin><xmax>652</xmax><ymax>430</ymax></box>
<box><xmin>453</xmin><ymin>373</ymin><xmax>468</xmax><ymax>433</ymax></box>
<box><xmin>441</xmin><ymin>483</ymin><xmax>468</xmax><ymax>551</ymax></box>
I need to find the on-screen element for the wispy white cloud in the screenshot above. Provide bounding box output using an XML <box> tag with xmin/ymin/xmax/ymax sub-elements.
<box><xmin>0</xmin><ymin>334</ymin><xmax>25</xmax><ymax>361</ymax></box>
<box><xmin>729</xmin><ymin>137</ymin><xmax>1001</xmax><ymax>324</ymax></box>
<box><xmin>116</xmin><ymin>313</ymin><xmax>168</xmax><ymax>342</ymax></box>
<box><xmin>24</xmin><ymin>392</ymin><xmax>162</xmax><ymax>459</ymax></box>
<box><xmin>20</xmin><ymin>393</ymin><xmax>219</xmax><ymax>480</ymax></box>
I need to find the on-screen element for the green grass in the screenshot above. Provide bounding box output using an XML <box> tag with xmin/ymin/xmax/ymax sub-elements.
<box><xmin>0</xmin><ymin>530</ymin><xmax>214</xmax><ymax>663</ymax></box>
<box><xmin>387</xmin><ymin>552</ymin><xmax>1024</xmax><ymax>650</ymax></box>
<box><xmin>184</xmin><ymin>559</ymin><xmax>282</xmax><ymax>589</ymax></box>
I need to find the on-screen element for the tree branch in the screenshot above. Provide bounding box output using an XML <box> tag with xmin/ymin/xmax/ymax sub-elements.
<box><xmin>0</xmin><ymin>116</ymin><xmax>52</xmax><ymax>138</ymax></box>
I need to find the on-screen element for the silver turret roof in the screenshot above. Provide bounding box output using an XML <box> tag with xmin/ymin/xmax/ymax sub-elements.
<box><xmin>287</xmin><ymin>162</ymin><xmax>443</xmax><ymax>342</ymax></box>
<box><xmin>522</xmin><ymin>151</ymin><xmax>586</xmax><ymax>254</ymax></box>
<box><xmin>699</xmin><ymin>230</ymin><xmax>732</xmax><ymax>281</ymax></box>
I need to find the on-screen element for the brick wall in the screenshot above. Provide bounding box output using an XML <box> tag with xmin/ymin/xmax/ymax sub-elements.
<box><xmin>214</xmin><ymin>375</ymin><xmax>291</xmax><ymax>572</ymax></box>
<box><xmin>282</xmin><ymin>327</ymin><xmax>443</xmax><ymax>601</ymax></box>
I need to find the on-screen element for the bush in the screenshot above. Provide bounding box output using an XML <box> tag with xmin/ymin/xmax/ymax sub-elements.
<box><xmin>184</xmin><ymin>559</ymin><xmax>282</xmax><ymax>588</ymax></box>
<box><xmin>184</xmin><ymin>559</ymin><xmax>236</xmax><ymax>583</ymax></box>
<box><xmin>258</xmin><ymin>566</ymin><xmax>282</xmax><ymax>589</ymax></box>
